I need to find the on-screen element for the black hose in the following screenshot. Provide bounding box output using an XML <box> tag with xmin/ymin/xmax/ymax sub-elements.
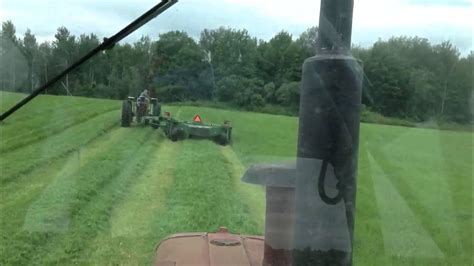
<box><xmin>318</xmin><ymin>160</ymin><xmax>344</xmax><ymax>205</ymax></box>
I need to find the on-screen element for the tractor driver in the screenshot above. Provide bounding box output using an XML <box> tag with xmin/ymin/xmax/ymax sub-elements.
<box><xmin>138</xmin><ymin>89</ymin><xmax>151</xmax><ymax>105</ymax></box>
<box><xmin>139</xmin><ymin>89</ymin><xmax>150</xmax><ymax>99</ymax></box>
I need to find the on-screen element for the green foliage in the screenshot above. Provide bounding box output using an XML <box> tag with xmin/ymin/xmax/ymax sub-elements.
<box><xmin>441</xmin><ymin>53</ymin><xmax>473</xmax><ymax>123</ymax></box>
<box><xmin>276</xmin><ymin>81</ymin><xmax>300</xmax><ymax>107</ymax></box>
<box><xmin>215</xmin><ymin>75</ymin><xmax>265</xmax><ymax>108</ymax></box>
<box><xmin>1</xmin><ymin>21</ymin><xmax>29</xmax><ymax>93</ymax></box>
<box><xmin>215</xmin><ymin>75</ymin><xmax>242</xmax><ymax>101</ymax></box>
<box><xmin>406</xmin><ymin>69</ymin><xmax>438</xmax><ymax>121</ymax></box>
<box><xmin>234</xmin><ymin>78</ymin><xmax>265</xmax><ymax>108</ymax></box>
<box><xmin>263</xmin><ymin>82</ymin><xmax>277</xmax><ymax>103</ymax></box>
<box><xmin>153</xmin><ymin>31</ymin><xmax>210</xmax><ymax>100</ymax></box>
<box><xmin>361</xmin><ymin>37</ymin><xmax>471</xmax><ymax>123</ymax></box>
<box><xmin>155</xmin><ymin>84</ymin><xmax>186</xmax><ymax>102</ymax></box>
<box><xmin>200</xmin><ymin>27</ymin><xmax>258</xmax><ymax>79</ymax></box>
<box><xmin>361</xmin><ymin>106</ymin><xmax>415</xmax><ymax>127</ymax></box>
<box><xmin>257</xmin><ymin>31</ymin><xmax>304</xmax><ymax>86</ymax></box>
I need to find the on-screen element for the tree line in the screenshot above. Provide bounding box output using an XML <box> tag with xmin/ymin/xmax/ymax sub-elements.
<box><xmin>1</xmin><ymin>21</ymin><xmax>472</xmax><ymax>123</ymax></box>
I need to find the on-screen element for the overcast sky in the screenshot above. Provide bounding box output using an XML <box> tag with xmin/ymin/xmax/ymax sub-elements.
<box><xmin>0</xmin><ymin>0</ymin><xmax>472</xmax><ymax>55</ymax></box>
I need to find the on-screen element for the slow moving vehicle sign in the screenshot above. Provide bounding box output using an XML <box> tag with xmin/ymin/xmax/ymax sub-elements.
<box><xmin>193</xmin><ymin>115</ymin><xmax>202</xmax><ymax>123</ymax></box>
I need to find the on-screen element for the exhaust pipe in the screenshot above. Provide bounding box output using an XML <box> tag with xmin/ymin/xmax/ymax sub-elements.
<box><xmin>242</xmin><ymin>1</ymin><xmax>362</xmax><ymax>265</ymax></box>
<box><xmin>293</xmin><ymin>0</ymin><xmax>363</xmax><ymax>265</ymax></box>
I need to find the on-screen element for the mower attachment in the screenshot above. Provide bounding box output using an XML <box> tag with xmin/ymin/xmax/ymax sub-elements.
<box><xmin>121</xmin><ymin>97</ymin><xmax>232</xmax><ymax>145</ymax></box>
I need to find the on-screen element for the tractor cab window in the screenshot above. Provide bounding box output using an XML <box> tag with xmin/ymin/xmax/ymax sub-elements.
<box><xmin>0</xmin><ymin>0</ymin><xmax>471</xmax><ymax>265</ymax></box>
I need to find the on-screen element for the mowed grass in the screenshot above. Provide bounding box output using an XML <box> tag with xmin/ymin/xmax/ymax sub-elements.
<box><xmin>0</xmin><ymin>91</ymin><xmax>472</xmax><ymax>265</ymax></box>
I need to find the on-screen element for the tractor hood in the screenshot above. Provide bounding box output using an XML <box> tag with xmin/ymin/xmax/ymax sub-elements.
<box><xmin>154</xmin><ymin>227</ymin><xmax>264</xmax><ymax>266</ymax></box>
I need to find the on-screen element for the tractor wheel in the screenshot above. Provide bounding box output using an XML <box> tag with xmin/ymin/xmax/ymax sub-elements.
<box><xmin>227</xmin><ymin>128</ymin><xmax>232</xmax><ymax>142</ymax></box>
<box><xmin>170</xmin><ymin>134</ymin><xmax>179</xmax><ymax>142</ymax></box>
<box><xmin>121</xmin><ymin>100</ymin><xmax>133</xmax><ymax>127</ymax></box>
<box><xmin>169</xmin><ymin>127</ymin><xmax>186</xmax><ymax>142</ymax></box>
<box><xmin>151</xmin><ymin>119</ymin><xmax>160</xmax><ymax>129</ymax></box>
<box><xmin>216</xmin><ymin>134</ymin><xmax>229</xmax><ymax>146</ymax></box>
<box><xmin>152</xmin><ymin>102</ymin><xmax>161</xmax><ymax>116</ymax></box>
<box><xmin>136</xmin><ymin>104</ymin><xmax>146</xmax><ymax>124</ymax></box>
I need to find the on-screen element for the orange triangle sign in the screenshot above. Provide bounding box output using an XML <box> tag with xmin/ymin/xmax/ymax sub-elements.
<box><xmin>193</xmin><ymin>115</ymin><xmax>202</xmax><ymax>123</ymax></box>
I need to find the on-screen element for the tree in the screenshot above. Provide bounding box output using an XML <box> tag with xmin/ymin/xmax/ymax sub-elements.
<box><xmin>276</xmin><ymin>82</ymin><xmax>300</xmax><ymax>107</ymax></box>
<box><xmin>154</xmin><ymin>31</ymin><xmax>208</xmax><ymax>100</ymax></box>
<box><xmin>258</xmin><ymin>31</ymin><xmax>305</xmax><ymax>86</ymax></box>
<box><xmin>74</xmin><ymin>33</ymin><xmax>101</xmax><ymax>97</ymax></box>
<box><xmin>234</xmin><ymin>78</ymin><xmax>265</xmax><ymax>108</ymax></box>
<box><xmin>406</xmin><ymin>69</ymin><xmax>438</xmax><ymax>121</ymax></box>
<box><xmin>155</xmin><ymin>85</ymin><xmax>186</xmax><ymax>102</ymax></box>
<box><xmin>35</xmin><ymin>42</ymin><xmax>53</xmax><ymax>92</ymax></box>
<box><xmin>215</xmin><ymin>75</ymin><xmax>244</xmax><ymax>102</ymax></box>
<box><xmin>363</xmin><ymin>39</ymin><xmax>413</xmax><ymax>117</ymax></box>
<box><xmin>441</xmin><ymin>53</ymin><xmax>473</xmax><ymax>123</ymax></box>
<box><xmin>434</xmin><ymin>41</ymin><xmax>461</xmax><ymax>116</ymax></box>
<box><xmin>51</xmin><ymin>27</ymin><xmax>77</xmax><ymax>95</ymax></box>
<box><xmin>1</xmin><ymin>23</ymin><xmax>470</xmax><ymax>124</ymax></box>
<box><xmin>200</xmin><ymin>27</ymin><xmax>258</xmax><ymax>79</ymax></box>
<box><xmin>22</xmin><ymin>29</ymin><xmax>38</xmax><ymax>92</ymax></box>
<box><xmin>296</xmin><ymin>26</ymin><xmax>318</xmax><ymax>58</ymax></box>
<box><xmin>1</xmin><ymin>21</ymin><xmax>28</xmax><ymax>92</ymax></box>
<box><xmin>263</xmin><ymin>82</ymin><xmax>277</xmax><ymax>103</ymax></box>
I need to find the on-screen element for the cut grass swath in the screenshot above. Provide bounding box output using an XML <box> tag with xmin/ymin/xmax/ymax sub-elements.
<box><xmin>0</xmin><ymin>127</ymin><xmax>158</xmax><ymax>264</ymax></box>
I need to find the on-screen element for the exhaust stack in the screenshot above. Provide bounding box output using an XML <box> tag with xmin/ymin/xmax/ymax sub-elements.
<box><xmin>242</xmin><ymin>1</ymin><xmax>362</xmax><ymax>265</ymax></box>
<box><xmin>293</xmin><ymin>0</ymin><xmax>363</xmax><ymax>265</ymax></box>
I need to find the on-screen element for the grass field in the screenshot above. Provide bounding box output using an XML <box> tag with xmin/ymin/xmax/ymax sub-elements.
<box><xmin>0</xmin><ymin>91</ymin><xmax>472</xmax><ymax>265</ymax></box>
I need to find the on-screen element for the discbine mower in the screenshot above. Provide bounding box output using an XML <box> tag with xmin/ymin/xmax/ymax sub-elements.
<box><xmin>120</xmin><ymin>96</ymin><xmax>232</xmax><ymax>145</ymax></box>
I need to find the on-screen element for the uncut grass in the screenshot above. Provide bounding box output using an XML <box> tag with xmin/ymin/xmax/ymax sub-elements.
<box><xmin>0</xmin><ymin>127</ymin><xmax>157</xmax><ymax>264</ymax></box>
<box><xmin>0</xmin><ymin>91</ymin><xmax>24</xmax><ymax>110</ymax></box>
<box><xmin>175</xmin><ymin>106</ymin><xmax>298</xmax><ymax>164</ymax></box>
<box><xmin>166</xmin><ymin>140</ymin><xmax>263</xmax><ymax>232</ymax></box>
<box><xmin>355</xmin><ymin>124</ymin><xmax>472</xmax><ymax>265</ymax></box>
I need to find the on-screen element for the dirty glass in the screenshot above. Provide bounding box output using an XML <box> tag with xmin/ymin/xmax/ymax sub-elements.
<box><xmin>0</xmin><ymin>0</ymin><xmax>472</xmax><ymax>265</ymax></box>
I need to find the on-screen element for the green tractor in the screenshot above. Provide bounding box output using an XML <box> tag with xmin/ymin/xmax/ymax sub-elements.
<box><xmin>121</xmin><ymin>95</ymin><xmax>161</xmax><ymax>127</ymax></box>
<box><xmin>121</xmin><ymin>97</ymin><xmax>232</xmax><ymax>145</ymax></box>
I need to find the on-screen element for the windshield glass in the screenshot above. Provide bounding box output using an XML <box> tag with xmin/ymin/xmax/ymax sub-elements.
<box><xmin>0</xmin><ymin>0</ymin><xmax>472</xmax><ymax>265</ymax></box>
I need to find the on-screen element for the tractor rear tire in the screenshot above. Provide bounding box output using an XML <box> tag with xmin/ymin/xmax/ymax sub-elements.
<box><xmin>170</xmin><ymin>134</ymin><xmax>179</xmax><ymax>142</ymax></box>
<box><xmin>216</xmin><ymin>134</ymin><xmax>229</xmax><ymax>146</ymax></box>
<box><xmin>227</xmin><ymin>128</ymin><xmax>232</xmax><ymax>142</ymax></box>
<box><xmin>121</xmin><ymin>100</ymin><xmax>132</xmax><ymax>127</ymax></box>
<box><xmin>152</xmin><ymin>103</ymin><xmax>161</xmax><ymax>116</ymax></box>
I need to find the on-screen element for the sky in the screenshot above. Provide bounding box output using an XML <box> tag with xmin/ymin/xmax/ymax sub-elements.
<box><xmin>0</xmin><ymin>0</ymin><xmax>472</xmax><ymax>55</ymax></box>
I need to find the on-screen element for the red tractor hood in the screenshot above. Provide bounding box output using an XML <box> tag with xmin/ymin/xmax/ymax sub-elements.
<box><xmin>154</xmin><ymin>227</ymin><xmax>264</xmax><ymax>266</ymax></box>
